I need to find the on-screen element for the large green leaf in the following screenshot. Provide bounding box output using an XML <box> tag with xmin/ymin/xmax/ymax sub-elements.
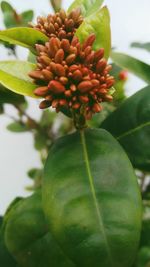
<box><xmin>101</xmin><ymin>86</ymin><xmax>150</xmax><ymax>171</ymax></box>
<box><xmin>0</xmin><ymin>28</ymin><xmax>48</xmax><ymax>52</ymax></box>
<box><xmin>1</xmin><ymin>1</ymin><xmax>14</xmax><ymax>13</ymax></box>
<box><xmin>68</xmin><ymin>0</ymin><xmax>104</xmax><ymax>17</ymax></box>
<box><xmin>76</xmin><ymin>7</ymin><xmax>111</xmax><ymax>59</ymax></box>
<box><xmin>4</xmin><ymin>192</ymin><xmax>74</xmax><ymax>267</ymax></box>
<box><xmin>0</xmin><ymin>61</ymin><xmax>38</xmax><ymax>97</ymax></box>
<box><xmin>43</xmin><ymin>128</ymin><xmax>142</xmax><ymax>267</ymax></box>
<box><xmin>111</xmin><ymin>52</ymin><xmax>150</xmax><ymax>83</ymax></box>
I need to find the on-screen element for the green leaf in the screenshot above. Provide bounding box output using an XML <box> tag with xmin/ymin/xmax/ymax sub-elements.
<box><xmin>21</xmin><ymin>10</ymin><xmax>34</xmax><ymax>25</ymax></box>
<box><xmin>7</xmin><ymin>122</ymin><xmax>29</xmax><ymax>132</ymax></box>
<box><xmin>136</xmin><ymin>247</ymin><xmax>150</xmax><ymax>267</ymax></box>
<box><xmin>1</xmin><ymin>1</ymin><xmax>14</xmax><ymax>13</ymax></box>
<box><xmin>0</xmin><ymin>85</ymin><xmax>25</xmax><ymax>105</ymax></box>
<box><xmin>111</xmin><ymin>52</ymin><xmax>150</xmax><ymax>83</ymax></box>
<box><xmin>131</xmin><ymin>42</ymin><xmax>150</xmax><ymax>53</ymax></box>
<box><xmin>0</xmin><ymin>217</ymin><xmax>18</xmax><ymax>267</ymax></box>
<box><xmin>0</xmin><ymin>61</ymin><xmax>38</xmax><ymax>97</ymax></box>
<box><xmin>76</xmin><ymin>7</ymin><xmax>111</xmax><ymax>59</ymax></box>
<box><xmin>43</xmin><ymin>128</ymin><xmax>142</xmax><ymax>267</ymax></box>
<box><xmin>0</xmin><ymin>28</ymin><xmax>48</xmax><ymax>52</ymax></box>
<box><xmin>4</xmin><ymin>192</ymin><xmax>74</xmax><ymax>267</ymax></box>
<box><xmin>50</xmin><ymin>0</ymin><xmax>62</xmax><ymax>12</ymax></box>
<box><xmin>101</xmin><ymin>86</ymin><xmax>150</xmax><ymax>171</ymax></box>
<box><xmin>68</xmin><ymin>0</ymin><xmax>104</xmax><ymax>17</ymax></box>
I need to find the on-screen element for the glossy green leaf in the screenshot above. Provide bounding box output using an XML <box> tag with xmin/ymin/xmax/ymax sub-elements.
<box><xmin>131</xmin><ymin>42</ymin><xmax>150</xmax><ymax>53</ymax></box>
<box><xmin>76</xmin><ymin>7</ymin><xmax>111</xmax><ymax>59</ymax></box>
<box><xmin>43</xmin><ymin>128</ymin><xmax>142</xmax><ymax>267</ymax></box>
<box><xmin>0</xmin><ymin>28</ymin><xmax>48</xmax><ymax>52</ymax></box>
<box><xmin>68</xmin><ymin>0</ymin><xmax>104</xmax><ymax>17</ymax></box>
<box><xmin>7</xmin><ymin>122</ymin><xmax>29</xmax><ymax>132</ymax></box>
<box><xmin>4</xmin><ymin>192</ymin><xmax>74</xmax><ymax>267</ymax></box>
<box><xmin>0</xmin><ymin>61</ymin><xmax>38</xmax><ymax>97</ymax></box>
<box><xmin>111</xmin><ymin>52</ymin><xmax>150</xmax><ymax>83</ymax></box>
<box><xmin>101</xmin><ymin>86</ymin><xmax>150</xmax><ymax>171</ymax></box>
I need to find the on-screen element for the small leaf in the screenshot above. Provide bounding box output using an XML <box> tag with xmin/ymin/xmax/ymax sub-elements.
<box><xmin>0</xmin><ymin>61</ymin><xmax>38</xmax><ymax>97</ymax></box>
<box><xmin>0</xmin><ymin>28</ymin><xmax>48</xmax><ymax>52</ymax></box>
<box><xmin>131</xmin><ymin>42</ymin><xmax>150</xmax><ymax>53</ymax></box>
<box><xmin>76</xmin><ymin>7</ymin><xmax>111</xmax><ymax>59</ymax></box>
<box><xmin>50</xmin><ymin>0</ymin><xmax>62</xmax><ymax>12</ymax></box>
<box><xmin>101</xmin><ymin>86</ymin><xmax>150</xmax><ymax>171</ymax></box>
<box><xmin>21</xmin><ymin>10</ymin><xmax>34</xmax><ymax>25</ymax></box>
<box><xmin>111</xmin><ymin>51</ymin><xmax>150</xmax><ymax>83</ymax></box>
<box><xmin>1</xmin><ymin>1</ymin><xmax>14</xmax><ymax>12</ymax></box>
<box><xmin>43</xmin><ymin>128</ymin><xmax>142</xmax><ymax>267</ymax></box>
<box><xmin>27</xmin><ymin>168</ymin><xmax>43</xmax><ymax>180</ymax></box>
<box><xmin>7</xmin><ymin>122</ymin><xmax>29</xmax><ymax>132</ymax></box>
<box><xmin>68</xmin><ymin>0</ymin><xmax>104</xmax><ymax>17</ymax></box>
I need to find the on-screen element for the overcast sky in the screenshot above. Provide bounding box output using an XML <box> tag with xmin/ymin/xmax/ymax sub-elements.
<box><xmin>0</xmin><ymin>0</ymin><xmax>150</xmax><ymax>214</ymax></box>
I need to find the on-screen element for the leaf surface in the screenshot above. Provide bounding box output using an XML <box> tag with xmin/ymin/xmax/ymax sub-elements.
<box><xmin>76</xmin><ymin>7</ymin><xmax>111</xmax><ymax>59</ymax></box>
<box><xmin>4</xmin><ymin>192</ymin><xmax>74</xmax><ymax>267</ymax></box>
<box><xmin>43</xmin><ymin>128</ymin><xmax>142</xmax><ymax>267</ymax></box>
<box><xmin>68</xmin><ymin>0</ymin><xmax>104</xmax><ymax>17</ymax></box>
<box><xmin>101</xmin><ymin>86</ymin><xmax>150</xmax><ymax>171</ymax></box>
<box><xmin>0</xmin><ymin>61</ymin><xmax>38</xmax><ymax>97</ymax></box>
<box><xmin>111</xmin><ymin>52</ymin><xmax>150</xmax><ymax>83</ymax></box>
<box><xmin>0</xmin><ymin>28</ymin><xmax>48</xmax><ymax>52</ymax></box>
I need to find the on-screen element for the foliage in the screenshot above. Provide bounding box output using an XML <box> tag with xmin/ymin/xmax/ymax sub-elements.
<box><xmin>0</xmin><ymin>1</ymin><xmax>149</xmax><ymax>267</ymax></box>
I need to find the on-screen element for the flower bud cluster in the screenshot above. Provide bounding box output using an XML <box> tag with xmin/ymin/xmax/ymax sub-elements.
<box><xmin>29</xmin><ymin>9</ymin><xmax>115</xmax><ymax>120</ymax></box>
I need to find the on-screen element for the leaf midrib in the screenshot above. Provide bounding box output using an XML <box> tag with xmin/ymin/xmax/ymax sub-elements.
<box><xmin>117</xmin><ymin>121</ymin><xmax>150</xmax><ymax>140</ymax></box>
<box><xmin>80</xmin><ymin>130</ymin><xmax>113</xmax><ymax>266</ymax></box>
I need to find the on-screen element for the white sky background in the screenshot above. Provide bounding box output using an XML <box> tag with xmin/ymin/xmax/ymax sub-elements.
<box><xmin>0</xmin><ymin>0</ymin><xmax>150</xmax><ymax>214</ymax></box>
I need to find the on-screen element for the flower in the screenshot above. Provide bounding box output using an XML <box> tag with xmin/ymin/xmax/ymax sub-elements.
<box><xmin>29</xmin><ymin>9</ymin><xmax>115</xmax><ymax>122</ymax></box>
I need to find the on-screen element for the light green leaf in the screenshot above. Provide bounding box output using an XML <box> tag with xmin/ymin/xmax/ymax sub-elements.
<box><xmin>76</xmin><ymin>7</ymin><xmax>111</xmax><ymax>59</ymax></box>
<box><xmin>68</xmin><ymin>0</ymin><xmax>104</xmax><ymax>17</ymax></box>
<box><xmin>101</xmin><ymin>86</ymin><xmax>150</xmax><ymax>171</ymax></box>
<box><xmin>0</xmin><ymin>28</ymin><xmax>48</xmax><ymax>52</ymax></box>
<box><xmin>21</xmin><ymin>10</ymin><xmax>34</xmax><ymax>25</ymax></box>
<box><xmin>0</xmin><ymin>61</ymin><xmax>38</xmax><ymax>97</ymax></box>
<box><xmin>7</xmin><ymin>122</ymin><xmax>29</xmax><ymax>132</ymax></box>
<box><xmin>43</xmin><ymin>128</ymin><xmax>142</xmax><ymax>267</ymax></box>
<box><xmin>111</xmin><ymin>52</ymin><xmax>150</xmax><ymax>83</ymax></box>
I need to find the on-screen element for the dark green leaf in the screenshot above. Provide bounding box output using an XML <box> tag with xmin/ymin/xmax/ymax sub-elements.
<box><xmin>43</xmin><ymin>128</ymin><xmax>142</xmax><ymax>267</ymax></box>
<box><xmin>7</xmin><ymin>122</ymin><xmax>29</xmax><ymax>132</ymax></box>
<box><xmin>111</xmin><ymin>52</ymin><xmax>150</xmax><ymax>83</ymax></box>
<box><xmin>101</xmin><ymin>86</ymin><xmax>150</xmax><ymax>171</ymax></box>
<box><xmin>76</xmin><ymin>7</ymin><xmax>111</xmax><ymax>59</ymax></box>
<box><xmin>136</xmin><ymin>247</ymin><xmax>150</xmax><ymax>267</ymax></box>
<box><xmin>0</xmin><ymin>61</ymin><xmax>38</xmax><ymax>97</ymax></box>
<box><xmin>0</xmin><ymin>85</ymin><xmax>25</xmax><ymax>105</ymax></box>
<box><xmin>0</xmin><ymin>217</ymin><xmax>18</xmax><ymax>267</ymax></box>
<box><xmin>68</xmin><ymin>0</ymin><xmax>104</xmax><ymax>17</ymax></box>
<box><xmin>0</xmin><ymin>28</ymin><xmax>48</xmax><ymax>52</ymax></box>
<box><xmin>4</xmin><ymin>192</ymin><xmax>74</xmax><ymax>267</ymax></box>
<box><xmin>131</xmin><ymin>42</ymin><xmax>150</xmax><ymax>53</ymax></box>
